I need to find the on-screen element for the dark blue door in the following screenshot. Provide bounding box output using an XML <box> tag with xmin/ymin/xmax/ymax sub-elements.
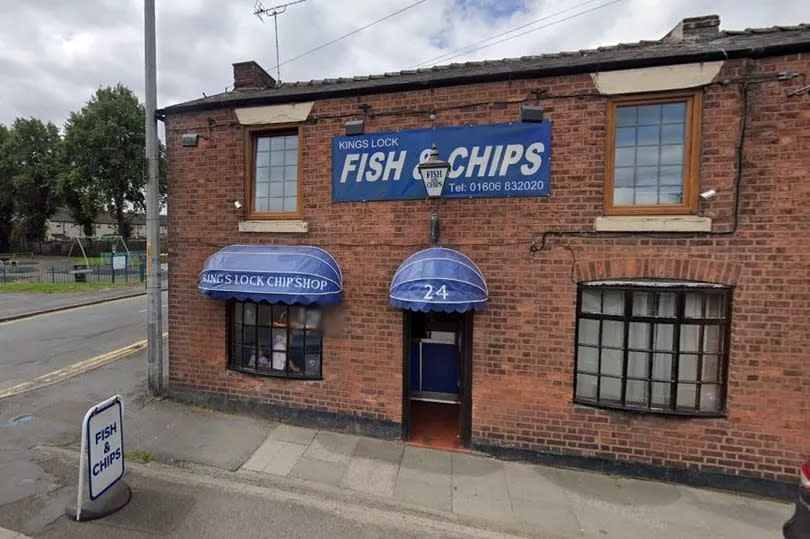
<box><xmin>410</xmin><ymin>340</ymin><xmax>459</xmax><ymax>396</ymax></box>
<box><xmin>422</xmin><ymin>342</ymin><xmax>458</xmax><ymax>394</ymax></box>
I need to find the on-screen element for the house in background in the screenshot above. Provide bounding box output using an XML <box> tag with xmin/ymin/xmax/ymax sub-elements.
<box><xmin>46</xmin><ymin>208</ymin><xmax>168</xmax><ymax>240</ymax></box>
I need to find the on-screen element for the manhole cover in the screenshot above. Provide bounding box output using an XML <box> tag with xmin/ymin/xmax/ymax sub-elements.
<box><xmin>7</xmin><ymin>415</ymin><xmax>35</xmax><ymax>426</ymax></box>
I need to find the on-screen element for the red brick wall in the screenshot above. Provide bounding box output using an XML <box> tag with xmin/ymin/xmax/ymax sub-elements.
<box><xmin>165</xmin><ymin>54</ymin><xmax>810</xmax><ymax>483</ymax></box>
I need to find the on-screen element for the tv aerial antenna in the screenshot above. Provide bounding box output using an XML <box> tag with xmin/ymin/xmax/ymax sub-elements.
<box><xmin>253</xmin><ymin>0</ymin><xmax>306</xmax><ymax>82</ymax></box>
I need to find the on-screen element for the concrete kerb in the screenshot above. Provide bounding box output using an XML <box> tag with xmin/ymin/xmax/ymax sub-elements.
<box><xmin>0</xmin><ymin>288</ymin><xmax>168</xmax><ymax>323</ymax></box>
<box><xmin>35</xmin><ymin>445</ymin><xmax>532</xmax><ymax>538</ymax></box>
<box><xmin>0</xmin><ymin>527</ymin><xmax>31</xmax><ymax>539</ymax></box>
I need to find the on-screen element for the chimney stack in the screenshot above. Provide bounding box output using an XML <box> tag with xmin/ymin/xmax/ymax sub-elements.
<box><xmin>662</xmin><ymin>15</ymin><xmax>720</xmax><ymax>43</ymax></box>
<box><xmin>232</xmin><ymin>61</ymin><xmax>276</xmax><ymax>91</ymax></box>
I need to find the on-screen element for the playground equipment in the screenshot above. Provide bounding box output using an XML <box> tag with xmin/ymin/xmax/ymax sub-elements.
<box><xmin>65</xmin><ymin>236</ymin><xmax>131</xmax><ymax>282</ymax></box>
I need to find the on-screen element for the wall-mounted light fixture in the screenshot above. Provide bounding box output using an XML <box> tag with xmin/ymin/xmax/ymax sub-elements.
<box><xmin>417</xmin><ymin>144</ymin><xmax>451</xmax><ymax>199</ymax></box>
<box><xmin>520</xmin><ymin>105</ymin><xmax>544</xmax><ymax>123</ymax></box>
<box><xmin>417</xmin><ymin>145</ymin><xmax>451</xmax><ymax>244</ymax></box>
<box><xmin>182</xmin><ymin>133</ymin><xmax>200</xmax><ymax>147</ymax></box>
<box><xmin>344</xmin><ymin>119</ymin><xmax>364</xmax><ymax>136</ymax></box>
<box><xmin>233</xmin><ymin>200</ymin><xmax>243</xmax><ymax>209</ymax></box>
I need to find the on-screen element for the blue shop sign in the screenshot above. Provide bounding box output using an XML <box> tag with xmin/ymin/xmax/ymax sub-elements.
<box><xmin>331</xmin><ymin>122</ymin><xmax>551</xmax><ymax>202</ymax></box>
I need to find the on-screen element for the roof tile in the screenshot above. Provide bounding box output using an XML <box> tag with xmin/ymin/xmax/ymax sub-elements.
<box><xmin>161</xmin><ymin>21</ymin><xmax>810</xmax><ymax>114</ymax></box>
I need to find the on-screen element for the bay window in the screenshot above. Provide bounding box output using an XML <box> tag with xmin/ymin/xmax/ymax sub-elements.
<box><xmin>574</xmin><ymin>282</ymin><xmax>730</xmax><ymax>416</ymax></box>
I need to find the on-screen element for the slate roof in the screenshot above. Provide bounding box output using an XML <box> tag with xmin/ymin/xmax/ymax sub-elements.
<box><xmin>160</xmin><ymin>21</ymin><xmax>810</xmax><ymax>115</ymax></box>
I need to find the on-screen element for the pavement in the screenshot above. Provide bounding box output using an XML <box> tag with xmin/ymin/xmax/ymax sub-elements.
<box><xmin>0</xmin><ymin>285</ymin><xmax>147</xmax><ymax>322</ymax></box>
<box><xmin>0</xmin><ymin>527</ymin><xmax>28</xmax><ymax>538</ymax></box>
<box><xmin>18</xmin><ymin>448</ymin><xmax>515</xmax><ymax>539</ymax></box>
<box><xmin>117</xmin><ymin>399</ymin><xmax>793</xmax><ymax>539</ymax></box>
<box><xmin>6</xmin><ymin>389</ymin><xmax>786</xmax><ymax>538</ymax></box>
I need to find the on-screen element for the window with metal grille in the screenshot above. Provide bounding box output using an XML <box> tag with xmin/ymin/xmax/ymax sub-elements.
<box><xmin>574</xmin><ymin>282</ymin><xmax>730</xmax><ymax>416</ymax></box>
<box><xmin>228</xmin><ymin>301</ymin><xmax>322</xmax><ymax>379</ymax></box>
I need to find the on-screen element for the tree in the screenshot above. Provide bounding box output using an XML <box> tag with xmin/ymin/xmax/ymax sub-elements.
<box><xmin>0</xmin><ymin>124</ymin><xmax>14</xmax><ymax>249</ymax></box>
<box><xmin>57</xmin><ymin>136</ymin><xmax>100</xmax><ymax>238</ymax></box>
<box><xmin>3</xmin><ymin>118</ymin><xmax>62</xmax><ymax>242</ymax></box>
<box><xmin>61</xmin><ymin>84</ymin><xmax>166</xmax><ymax>241</ymax></box>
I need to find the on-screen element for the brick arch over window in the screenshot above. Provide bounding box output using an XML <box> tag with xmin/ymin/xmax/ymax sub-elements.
<box><xmin>573</xmin><ymin>258</ymin><xmax>741</xmax><ymax>286</ymax></box>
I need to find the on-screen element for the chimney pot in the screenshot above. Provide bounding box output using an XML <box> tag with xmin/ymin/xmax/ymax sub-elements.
<box><xmin>232</xmin><ymin>61</ymin><xmax>276</xmax><ymax>91</ymax></box>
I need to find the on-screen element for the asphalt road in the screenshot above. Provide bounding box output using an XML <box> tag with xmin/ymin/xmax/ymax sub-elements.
<box><xmin>0</xmin><ymin>291</ymin><xmax>167</xmax><ymax>392</ymax></box>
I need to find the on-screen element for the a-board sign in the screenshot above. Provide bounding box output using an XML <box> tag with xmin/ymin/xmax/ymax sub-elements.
<box><xmin>81</xmin><ymin>396</ymin><xmax>125</xmax><ymax>502</ymax></box>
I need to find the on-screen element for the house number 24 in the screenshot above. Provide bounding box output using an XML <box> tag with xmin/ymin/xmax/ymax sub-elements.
<box><xmin>423</xmin><ymin>284</ymin><xmax>449</xmax><ymax>300</ymax></box>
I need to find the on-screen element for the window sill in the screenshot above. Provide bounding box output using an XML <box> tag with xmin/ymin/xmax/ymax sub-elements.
<box><xmin>573</xmin><ymin>399</ymin><xmax>726</xmax><ymax>418</ymax></box>
<box><xmin>594</xmin><ymin>215</ymin><xmax>711</xmax><ymax>233</ymax></box>
<box><xmin>228</xmin><ymin>367</ymin><xmax>322</xmax><ymax>381</ymax></box>
<box><xmin>238</xmin><ymin>220</ymin><xmax>308</xmax><ymax>233</ymax></box>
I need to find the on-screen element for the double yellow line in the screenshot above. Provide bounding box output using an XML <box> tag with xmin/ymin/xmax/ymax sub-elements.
<box><xmin>0</xmin><ymin>331</ymin><xmax>168</xmax><ymax>400</ymax></box>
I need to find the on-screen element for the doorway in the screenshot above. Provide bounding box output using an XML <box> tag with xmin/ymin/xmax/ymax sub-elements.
<box><xmin>402</xmin><ymin>310</ymin><xmax>472</xmax><ymax>449</ymax></box>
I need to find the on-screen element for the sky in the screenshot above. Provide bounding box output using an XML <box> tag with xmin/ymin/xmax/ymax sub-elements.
<box><xmin>1</xmin><ymin>0</ymin><xmax>809</xmax><ymax>129</ymax></box>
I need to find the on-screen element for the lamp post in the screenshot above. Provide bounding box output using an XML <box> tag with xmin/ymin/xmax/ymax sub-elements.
<box><xmin>417</xmin><ymin>144</ymin><xmax>451</xmax><ymax>243</ymax></box>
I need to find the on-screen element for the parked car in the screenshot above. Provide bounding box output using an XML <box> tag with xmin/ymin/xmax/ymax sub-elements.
<box><xmin>784</xmin><ymin>458</ymin><xmax>810</xmax><ymax>538</ymax></box>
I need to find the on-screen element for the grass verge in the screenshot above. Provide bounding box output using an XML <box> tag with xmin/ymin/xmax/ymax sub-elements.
<box><xmin>0</xmin><ymin>281</ymin><xmax>139</xmax><ymax>293</ymax></box>
<box><xmin>125</xmin><ymin>450</ymin><xmax>156</xmax><ymax>463</ymax></box>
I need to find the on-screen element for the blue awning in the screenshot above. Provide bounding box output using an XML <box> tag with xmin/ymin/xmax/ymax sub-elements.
<box><xmin>390</xmin><ymin>247</ymin><xmax>488</xmax><ymax>313</ymax></box>
<box><xmin>199</xmin><ymin>245</ymin><xmax>342</xmax><ymax>305</ymax></box>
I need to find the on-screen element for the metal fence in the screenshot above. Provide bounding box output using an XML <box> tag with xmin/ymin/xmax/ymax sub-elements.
<box><xmin>0</xmin><ymin>261</ymin><xmax>145</xmax><ymax>285</ymax></box>
<box><xmin>4</xmin><ymin>238</ymin><xmax>167</xmax><ymax>257</ymax></box>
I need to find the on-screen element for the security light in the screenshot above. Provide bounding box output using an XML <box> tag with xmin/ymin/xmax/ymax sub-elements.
<box><xmin>520</xmin><ymin>106</ymin><xmax>544</xmax><ymax>122</ymax></box>
<box><xmin>700</xmin><ymin>189</ymin><xmax>717</xmax><ymax>200</ymax></box>
<box><xmin>182</xmin><ymin>133</ymin><xmax>200</xmax><ymax>147</ymax></box>
<box><xmin>233</xmin><ymin>200</ymin><xmax>243</xmax><ymax>209</ymax></box>
<box><xmin>344</xmin><ymin>120</ymin><xmax>364</xmax><ymax>136</ymax></box>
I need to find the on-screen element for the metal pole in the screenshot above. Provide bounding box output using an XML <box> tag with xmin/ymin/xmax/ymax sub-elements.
<box><xmin>273</xmin><ymin>13</ymin><xmax>281</xmax><ymax>81</ymax></box>
<box><xmin>144</xmin><ymin>0</ymin><xmax>163</xmax><ymax>396</ymax></box>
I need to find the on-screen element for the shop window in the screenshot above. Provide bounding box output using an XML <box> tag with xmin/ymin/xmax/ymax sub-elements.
<box><xmin>228</xmin><ymin>301</ymin><xmax>322</xmax><ymax>379</ymax></box>
<box><xmin>574</xmin><ymin>282</ymin><xmax>730</xmax><ymax>416</ymax></box>
<box><xmin>245</xmin><ymin>129</ymin><xmax>301</xmax><ymax>218</ymax></box>
<box><xmin>605</xmin><ymin>91</ymin><xmax>701</xmax><ymax>215</ymax></box>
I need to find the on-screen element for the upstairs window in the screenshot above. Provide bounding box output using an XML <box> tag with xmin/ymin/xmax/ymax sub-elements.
<box><xmin>574</xmin><ymin>282</ymin><xmax>730</xmax><ymax>416</ymax></box>
<box><xmin>246</xmin><ymin>129</ymin><xmax>301</xmax><ymax>218</ymax></box>
<box><xmin>605</xmin><ymin>91</ymin><xmax>701</xmax><ymax>215</ymax></box>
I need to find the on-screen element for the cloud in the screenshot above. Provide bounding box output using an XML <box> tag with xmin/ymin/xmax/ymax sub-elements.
<box><xmin>1</xmin><ymin>0</ymin><xmax>809</xmax><ymax>128</ymax></box>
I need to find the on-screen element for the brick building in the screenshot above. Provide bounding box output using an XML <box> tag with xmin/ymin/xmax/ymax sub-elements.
<box><xmin>161</xmin><ymin>15</ymin><xmax>810</xmax><ymax>496</ymax></box>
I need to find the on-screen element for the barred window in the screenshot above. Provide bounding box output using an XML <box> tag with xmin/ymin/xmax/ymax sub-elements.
<box><xmin>574</xmin><ymin>282</ymin><xmax>730</xmax><ymax>416</ymax></box>
<box><xmin>229</xmin><ymin>301</ymin><xmax>322</xmax><ymax>379</ymax></box>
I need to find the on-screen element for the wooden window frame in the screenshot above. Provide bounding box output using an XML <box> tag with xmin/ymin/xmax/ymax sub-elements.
<box><xmin>604</xmin><ymin>90</ymin><xmax>702</xmax><ymax>216</ymax></box>
<box><xmin>244</xmin><ymin>124</ymin><xmax>304</xmax><ymax>220</ymax></box>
